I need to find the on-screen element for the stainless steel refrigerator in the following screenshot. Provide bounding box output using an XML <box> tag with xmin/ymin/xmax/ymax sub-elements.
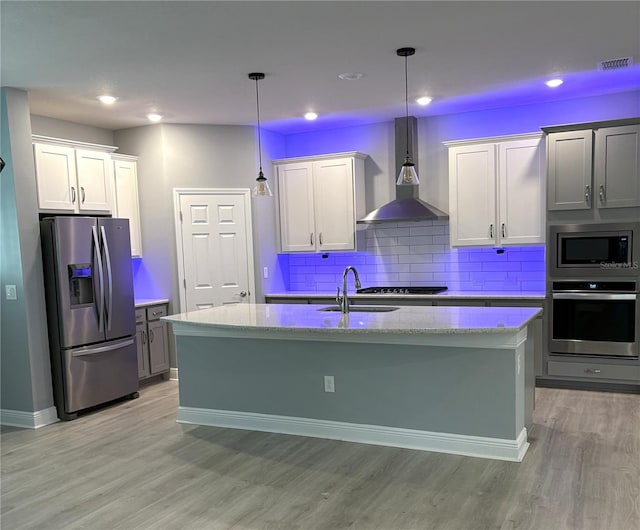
<box><xmin>41</xmin><ymin>216</ymin><xmax>139</xmax><ymax>420</ymax></box>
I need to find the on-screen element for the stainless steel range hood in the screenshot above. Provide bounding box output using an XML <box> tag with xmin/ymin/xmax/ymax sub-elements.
<box><xmin>358</xmin><ymin>117</ymin><xmax>448</xmax><ymax>224</ymax></box>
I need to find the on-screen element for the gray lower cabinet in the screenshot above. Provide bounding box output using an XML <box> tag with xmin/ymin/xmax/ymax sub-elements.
<box><xmin>135</xmin><ymin>304</ymin><xmax>170</xmax><ymax>380</ymax></box>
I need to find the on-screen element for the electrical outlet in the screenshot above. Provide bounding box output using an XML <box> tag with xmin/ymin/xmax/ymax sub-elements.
<box><xmin>5</xmin><ymin>285</ymin><xmax>17</xmax><ymax>300</ymax></box>
<box><xmin>324</xmin><ymin>375</ymin><xmax>335</xmax><ymax>393</ymax></box>
<box><xmin>263</xmin><ymin>267</ymin><xmax>269</xmax><ymax>279</ymax></box>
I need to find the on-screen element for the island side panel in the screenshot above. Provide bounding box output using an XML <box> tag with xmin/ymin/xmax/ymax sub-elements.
<box><xmin>175</xmin><ymin>336</ymin><xmax>524</xmax><ymax>441</ymax></box>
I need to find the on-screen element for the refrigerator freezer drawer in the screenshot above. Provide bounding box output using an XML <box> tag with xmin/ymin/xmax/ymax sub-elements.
<box><xmin>63</xmin><ymin>337</ymin><xmax>138</xmax><ymax>414</ymax></box>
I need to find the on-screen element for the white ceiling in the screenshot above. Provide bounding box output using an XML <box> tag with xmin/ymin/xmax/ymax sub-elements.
<box><xmin>2</xmin><ymin>1</ymin><xmax>639</xmax><ymax>134</ymax></box>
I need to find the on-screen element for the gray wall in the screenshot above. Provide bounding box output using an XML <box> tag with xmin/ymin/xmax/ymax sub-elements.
<box><xmin>1</xmin><ymin>89</ymin><xmax>53</xmax><ymax>413</ymax></box>
<box><xmin>284</xmin><ymin>90</ymin><xmax>640</xmax><ymax>215</ymax></box>
<box><xmin>31</xmin><ymin>115</ymin><xmax>115</xmax><ymax>146</ymax></box>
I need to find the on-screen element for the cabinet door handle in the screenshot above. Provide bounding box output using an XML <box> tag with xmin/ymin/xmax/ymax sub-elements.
<box><xmin>319</xmin><ymin>232</ymin><xmax>323</xmax><ymax>245</ymax></box>
<box><xmin>310</xmin><ymin>233</ymin><xmax>314</xmax><ymax>245</ymax></box>
<box><xmin>71</xmin><ymin>186</ymin><xmax>76</xmax><ymax>204</ymax></box>
<box><xmin>501</xmin><ymin>223</ymin><xmax>506</xmax><ymax>238</ymax></box>
<box><xmin>585</xmin><ymin>185</ymin><xmax>591</xmax><ymax>204</ymax></box>
<box><xmin>599</xmin><ymin>185</ymin><xmax>606</xmax><ymax>203</ymax></box>
<box><xmin>142</xmin><ymin>330</ymin><xmax>147</xmax><ymax>345</ymax></box>
<box><xmin>489</xmin><ymin>224</ymin><xmax>493</xmax><ymax>238</ymax></box>
<box><xmin>149</xmin><ymin>329</ymin><xmax>154</xmax><ymax>343</ymax></box>
<box><xmin>584</xmin><ymin>368</ymin><xmax>601</xmax><ymax>374</ymax></box>
<box><xmin>240</xmin><ymin>290</ymin><xmax>247</xmax><ymax>297</ymax></box>
<box><xmin>81</xmin><ymin>186</ymin><xmax>86</xmax><ymax>204</ymax></box>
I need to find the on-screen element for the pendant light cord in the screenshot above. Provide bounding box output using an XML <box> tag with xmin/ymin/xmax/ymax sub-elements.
<box><xmin>254</xmin><ymin>77</ymin><xmax>263</xmax><ymax>173</ymax></box>
<box><xmin>404</xmin><ymin>53</ymin><xmax>409</xmax><ymax>160</ymax></box>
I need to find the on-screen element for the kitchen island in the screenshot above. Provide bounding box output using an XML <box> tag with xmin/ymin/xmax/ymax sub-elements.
<box><xmin>164</xmin><ymin>303</ymin><xmax>542</xmax><ymax>461</ymax></box>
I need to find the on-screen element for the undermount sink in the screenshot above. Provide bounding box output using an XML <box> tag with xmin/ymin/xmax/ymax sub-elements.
<box><xmin>318</xmin><ymin>306</ymin><xmax>400</xmax><ymax>313</ymax></box>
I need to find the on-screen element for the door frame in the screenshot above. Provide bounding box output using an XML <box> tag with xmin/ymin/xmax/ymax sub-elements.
<box><xmin>173</xmin><ymin>188</ymin><xmax>256</xmax><ymax>313</ymax></box>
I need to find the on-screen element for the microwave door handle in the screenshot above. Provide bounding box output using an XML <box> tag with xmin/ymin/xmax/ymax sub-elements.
<box><xmin>100</xmin><ymin>226</ymin><xmax>113</xmax><ymax>332</ymax></box>
<box><xmin>92</xmin><ymin>226</ymin><xmax>105</xmax><ymax>332</ymax></box>
<box><xmin>552</xmin><ymin>293</ymin><xmax>637</xmax><ymax>301</ymax></box>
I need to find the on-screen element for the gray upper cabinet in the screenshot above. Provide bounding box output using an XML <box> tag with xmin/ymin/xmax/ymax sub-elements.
<box><xmin>594</xmin><ymin>125</ymin><xmax>640</xmax><ymax>209</ymax></box>
<box><xmin>547</xmin><ymin>123</ymin><xmax>640</xmax><ymax>211</ymax></box>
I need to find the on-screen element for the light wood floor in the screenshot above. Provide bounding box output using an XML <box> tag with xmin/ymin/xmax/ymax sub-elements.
<box><xmin>1</xmin><ymin>380</ymin><xmax>638</xmax><ymax>530</ymax></box>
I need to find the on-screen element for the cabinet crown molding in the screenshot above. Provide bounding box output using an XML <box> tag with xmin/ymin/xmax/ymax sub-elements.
<box><xmin>443</xmin><ymin>132</ymin><xmax>542</xmax><ymax>148</ymax></box>
<box><xmin>272</xmin><ymin>151</ymin><xmax>367</xmax><ymax>165</ymax></box>
<box><xmin>32</xmin><ymin>134</ymin><xmax>118</xmax><ymax>153</ymax></box>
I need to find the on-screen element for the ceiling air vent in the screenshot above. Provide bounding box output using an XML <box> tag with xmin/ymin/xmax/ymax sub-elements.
<box><xmin>598</xmin><ymin>56</ymin><xmax>633</xmax><ymax>71</ymax></box>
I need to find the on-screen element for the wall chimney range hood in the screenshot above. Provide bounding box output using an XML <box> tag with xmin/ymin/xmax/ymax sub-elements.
<box><xmin>358</xmin><ymin>117</ymin><xmax>448</xmax><ymax>224</ymax></box>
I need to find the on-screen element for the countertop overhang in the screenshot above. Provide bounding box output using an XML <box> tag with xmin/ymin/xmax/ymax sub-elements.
<box><xmin>164</xmin><ymin>303</ymin><xmax>542</xmax><ymax>348</ymax></box>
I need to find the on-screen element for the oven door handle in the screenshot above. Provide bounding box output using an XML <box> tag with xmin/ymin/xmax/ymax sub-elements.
<box><xmin>552</xmin><ymin>292</ymin><xmax>637</xmax><ymax>301</ymax></box>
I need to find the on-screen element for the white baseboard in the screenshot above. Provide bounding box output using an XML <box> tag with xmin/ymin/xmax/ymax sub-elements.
<box><xmin>177</xmin><ymin>407</ymin><xmax>529</xmax><ymax>462</ymax></box>
<box><xmin>1</xmin><ymin>407</ymin><xmax>59</xmax><ymax>429</ymax></box>
<box><xmin>169</xmin><ymin>367</ymin><xmax>179</xmax><ymax>380</ymax></box>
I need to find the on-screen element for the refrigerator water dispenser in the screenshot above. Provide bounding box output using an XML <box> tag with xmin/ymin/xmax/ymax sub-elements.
<box><xmin>68</xmin><ymin>263</ymin><xmax>93</xmax><ymax>306</ymax></box>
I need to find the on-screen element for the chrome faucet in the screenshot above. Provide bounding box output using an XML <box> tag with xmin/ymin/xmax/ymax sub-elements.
<box><xmin>336</xmin><ymin>266</ymin><xmax>361</xmax><ymax>314</ymax></box>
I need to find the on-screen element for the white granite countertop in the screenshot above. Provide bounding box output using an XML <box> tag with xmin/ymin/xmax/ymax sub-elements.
<box><xmin>265</xmin><ymin>291</ymin><xmax>546</xmax><ymax>300</ymax></box>
<box><xmin>135</xmin><ymin>298</ymin><xmax>170</xmax><ymax>308</ymax></box>
<box><xmin>164</xmin><ymin>303</ymin><xmax>542</xmax><ymax>335</ymax></box>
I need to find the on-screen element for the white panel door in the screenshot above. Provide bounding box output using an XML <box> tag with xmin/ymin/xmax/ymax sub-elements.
<box><xmin>448</xmin><ymin>144</ymin><xmax>496</xmax><ymax>247</ymax></box>
<box><xmin>178</xmin><ymin>191</ymin><xmax>253</xmax><ymax>312</ymax></box>
<box><xmin>313</xmin><ymin>157</ymin><xmax>355</xmax><ymax>251</ymax></box>
<box><xmin>498</xmin><ymin>138</ymin><xmax>545</xmax><ymax>245</ymax></box>
<box><xmin>33</xmin><ymin>142</ymin><xmax>77</xmax><ymax>211</ymax></box>
<box><xmin>75</xmin><ymin>149</ymin><xmax>114</xmax><ymax>212</ymax></box>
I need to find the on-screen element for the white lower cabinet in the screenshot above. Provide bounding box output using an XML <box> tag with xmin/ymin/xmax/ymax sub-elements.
<box><xmin>135</xmin><ymin>304</ymin><xmax>170</xmax><ymax>380</ymax></box>
<box><xmin>113</xmin><ymin>155</ymin><xmax>143</xmax><ymax>257</ymax></box>
<box><xmin>33</xmin><ymin>136</ymin><xmax>116</xmax><ymax>213</ymax></box>
<box><xmin>447</xmin><ymin>134</ymin><xmax>545</xmax><ymax>247</ymax></box>
<box><xmin>275</xmin><ymin>152</ymin><xmax>366</xmax><ymax>252</ymax></box>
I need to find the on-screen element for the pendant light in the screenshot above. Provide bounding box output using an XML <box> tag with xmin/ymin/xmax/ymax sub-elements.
<box><xmin>396</xmin><ymin>47</ymin><xmax>419</xmax><ymax>186</ymax></box>
<box><xmin>249</xmin><ymin>72</ymin><xmax>272</xmax><ymax>197</ymax></box>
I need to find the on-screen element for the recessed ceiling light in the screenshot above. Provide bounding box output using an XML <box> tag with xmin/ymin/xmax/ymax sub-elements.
<box><xmin>98</xmin><ymin>95</ymin><xmax>117</xmax><ymax>105</ymax></box>
<box><xmin>545</xmin><ymin>78</ymin><xmax>564</xmax><ymax>88</ymax></box>
<box><xmin>416</xmin><ymin>96</ymin><xmax>433</xmax><ymax>106</ymax></box>
<box><xmin>304</xmin><ymin>112</ymin><xmax>318</xmax><ymax>121</ymax></box>
<box><xmin>338</xmin><ymin>72</ymin><xmax>364</xmax><ymax>81</ymax></box>
<box><xmin>147</xmin><ymin>113</ymin><xmax>163</xmax><ymax>122</ymax></box>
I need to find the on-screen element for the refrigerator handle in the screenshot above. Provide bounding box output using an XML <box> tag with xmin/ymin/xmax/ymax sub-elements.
<box><xmin>101</xmin><ymin>225</ymin><xmax>113</xmax><ymax>332</ymax></box>
<box><xmin>71</xmin><ymin>338</ymin><xmax>135</xmax><ymax>357</ymax></box>
<box><xmin>92</xmin><ymin>226</ymin><xmax>105</xmax><ymax>332</ymax></box>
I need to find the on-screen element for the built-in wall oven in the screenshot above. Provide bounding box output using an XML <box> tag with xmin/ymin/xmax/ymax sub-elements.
<box><xmin>548</xmin><ymin>222</ymin><xmax>640</xmax><ymax>359</ymax></box>
<box><xmin>550</xmin><ymin>280</ymin><xmax>639</xmax><ymax>358</ymax></box>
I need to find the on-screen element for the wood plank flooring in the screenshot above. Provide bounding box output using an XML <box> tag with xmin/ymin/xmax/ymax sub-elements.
<box><xmin>1</xmin><ymin>380</ymin><xmax>638</xmax><ymax>529</ymax></box>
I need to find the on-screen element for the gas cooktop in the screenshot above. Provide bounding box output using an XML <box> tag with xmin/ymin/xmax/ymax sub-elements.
<box><xmin>356</xmin><ymin>286</ymin><xmax>448</xmax><ymax>295</ymax></box>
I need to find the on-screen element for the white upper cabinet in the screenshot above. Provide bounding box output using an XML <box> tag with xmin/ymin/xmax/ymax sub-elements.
<box><xmin>275</xmin><ymin>152</ymin><xmax>366</xmax><ymax>253</ymax></box>
<box><xmin>447</xmin><ymin>134</ymin><xmax>544</xmax><ymax>248</ymax></box>
<box><xmin>33</xmin><ymin>136</ymin><xmax>116</xmax><ymax>214</ymax></box>
<box><xmin>113</xmin><ymin>155</ymin><xmax>143</xmax><ymax>258</ymax></box>
<box><xmin>546</xmin><ymin>123</ymin><xmax>640</xmax><ymax>210</ymax></box>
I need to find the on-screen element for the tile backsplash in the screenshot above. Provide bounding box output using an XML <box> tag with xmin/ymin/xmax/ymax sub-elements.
<box><xmin>279</xmin><ymin>221</ymin><xmax>545</xmax><ymax>293</ymax></box>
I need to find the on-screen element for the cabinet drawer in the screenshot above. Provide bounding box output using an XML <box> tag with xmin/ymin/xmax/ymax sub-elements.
<box><xmin>548</xmin><ymin>360</ymin><xmax>640</xmax><ymax>382</ymax></box>
<box><xmin>135</xmin><ymin>308</ymin><xmax>145</xmax><ymax>324</ymax></box>
<box><xmin>146</xmin><ymin>305</ymin><xmax>167</xmax><ymax>321</ymax></box>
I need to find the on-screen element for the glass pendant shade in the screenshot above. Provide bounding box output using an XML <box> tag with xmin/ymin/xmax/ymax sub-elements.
<box><xmin>253</xmin><ymin>171</ymin><xmax>272</xmax><ymax>197</ymax></box>
<box><xmin>397</xmin><ymin>157</ymin><xmax>419</xmax><ymax>186</ymax></box>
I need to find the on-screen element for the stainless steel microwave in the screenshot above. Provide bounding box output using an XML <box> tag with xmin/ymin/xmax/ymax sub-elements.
<box><xmin>549</xmin><ymin>223</ymin><xmax>640</xmax><ymax>278</ymax></box>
